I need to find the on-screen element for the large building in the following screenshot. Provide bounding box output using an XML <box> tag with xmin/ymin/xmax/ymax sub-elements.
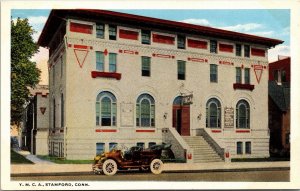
<box><xmin>38</xmin><ymin>9</ymin><xmax>283</xmax><ymax>161</ymax></box>
<box><xmin>268</xmin><ymin>56</ymin><xmax>290</xmax><ymax>157</ymax></box>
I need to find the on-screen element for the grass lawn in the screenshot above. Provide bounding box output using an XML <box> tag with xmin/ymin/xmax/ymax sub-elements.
<box><xmin>11</xmin><ymin>150</ymin><xmax>33</xmax><ymax>164</ymax></box>
<box><xmin>37</xmin><ymin>155</ymin><xmax>93</xmax><ymax>164</ymax></box>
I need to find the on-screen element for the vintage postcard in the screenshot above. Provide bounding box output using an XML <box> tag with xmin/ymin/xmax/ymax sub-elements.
<box><xmin>1</xmin><ymin>0</ymin><xmax>300</xmax><ymax>190</ymax></box>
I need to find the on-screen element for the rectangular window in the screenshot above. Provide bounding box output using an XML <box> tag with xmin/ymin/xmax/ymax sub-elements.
<box><xmin>96</xmin><ymin>23</ymin><xmax>105</xmax><ymax>39</ymax></box>
<box><xmin>237</xmin><ymin>142</ymin><xmax>243</xmax><ymax>154</ymax></box>
<box><xmin>137</xmin><ymin>142</ymin><xmax>145</xmax><ymax>148</ymax></box>
<box><xmin>141</xmin><ymin>30</ymin><xmax>151</xmax><ymax>44</ymax></box>
<box><xmin>177</xmin><ymin>35</ymin><xmax>186</xmax><ymax>49</ymax></box>
<box><xmin>210</xmin><ymin>40</ymin><xmax>218</xmax><ymax>53</ymax></box>
<box><xmin>96</xmin><ymin>51</ymin><xmax>104</xmax><ymax>71</ymax></box>
<box><xmin>210</xmin><ymin>64</ymin><xmax>218</xmax><ymax>82</ymax></box>
<box><xmin>245</xmin><ymin>142</ymin><xmax>251</xmax><ymax>154</ymax></box>
<box><xmin>109</xmin><ymin>142</ymin><xmax>118</xmax><ymax>151</ymax></box>
<box><xmin>177</xmin><ymin>60</ymin><xmax>186</xmax><ymax>80</ymax></box>
<box><xmin>236</xmin><ymin>67</ymin><xmax>242</xmax><ymax>83</ymax></box>
<box><xmin>148</xmin><ymin>142</ymin><xmax>156</xmax><ymax>148</ymax></box>
<box><xmin>109</xmin><ymin>25</ymin><xmax>117</xmax><ymax>40</ymax></box>
<box><xmin>109</xmin><ymin>53</ymin><xmax>117</xmax><ymax>72</ymax></box>
<box><xmin>244</xmin><ymin>68</ymin><xmax>250</xmax><ymax>84</ymax></box>
<box><xmin>244</xmin><ymin>45</ymin><xmax>250</xmax><ymax>57</ymax></box>
<box><xmin>96</xmin><ymin>143</ymin><xmax>105</xmax><ymax>155</ymax></box>
<box><xmin>236</xmin><ymin>44</ymin><xmax>242</xmax><ymax>56</ymax></box>
<box><xmin>141</xmin><ymin>56</ymin><xmax>151</xmax><ymax>77</ymax></box>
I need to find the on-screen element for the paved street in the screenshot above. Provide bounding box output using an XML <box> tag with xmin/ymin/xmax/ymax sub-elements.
<box><xmin>12</xmin><ymin>169</ymin><xmax>289</xmax><ymax>182</ymax></box>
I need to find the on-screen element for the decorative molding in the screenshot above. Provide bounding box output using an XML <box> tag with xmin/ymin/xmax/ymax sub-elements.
<box><xmin>152</xmin><ymin>53</ymin><xmax>174</xmax><ymax>59</ymax></box>
<box><xmin>91</xmin><ymin>71</ymin><xmax>122</xmax><ymax>80</ymax></box>
<box><xmin>233</xmin><ymin>83</ymin><xmax>255</xmax><ymax>91</ymax></box>
<box><xmin>187</xmin><ymin>57</ymin><xmax>208</xmax><ymax>63</ymax></box>
<box><xmin>219</xmin><ymin>60</ymin><xmax>234</xmax><ymax>65</ymax></box>
<box><xmin>253</xmin><ymin>65</ymin><xmax>263</xmax><ymax>84</ymax></box>
<box><xmin>95</xmin><ymin>129</ymin><xmax>117</xmax><ymax>132</ymax></box>
<box><xmin>236</xmin><ymin>129</ymin><xmax>250</xmax><ymax>133</ymax></box>
<box><xmin>136</xmin><ymin>129</ymin><xmax>155</xmax><ymax>133</ymax></box>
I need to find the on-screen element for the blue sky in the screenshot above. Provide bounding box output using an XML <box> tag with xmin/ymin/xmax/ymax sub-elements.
<box><xmin>11</xmin><ymin>9</ymin><xmax>290</xmax><ymax>67</ymax></box>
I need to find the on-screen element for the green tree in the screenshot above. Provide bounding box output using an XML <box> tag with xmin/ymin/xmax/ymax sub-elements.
<box><xmin>11</xmin><ymin>18</ymin><xmax>41</xmax><ymax>125</ymax></box>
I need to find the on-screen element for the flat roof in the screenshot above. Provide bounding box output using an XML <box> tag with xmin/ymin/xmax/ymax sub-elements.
<box><xmin>38</xmin><ymin>9</ymin><xmax>284</xmax><ymax>48</ymax></box>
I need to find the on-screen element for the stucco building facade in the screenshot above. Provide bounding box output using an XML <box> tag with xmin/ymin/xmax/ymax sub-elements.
<box><xmin>38</xmin><ymin>10</ymin><xmax>283</xmax><ymax>161</ymax></box>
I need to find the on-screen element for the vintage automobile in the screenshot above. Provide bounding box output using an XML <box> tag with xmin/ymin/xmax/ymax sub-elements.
<box><xmin>92</xmin><ymin>143</ymin><xmax>174</xmax><ymax>176</ymax></box>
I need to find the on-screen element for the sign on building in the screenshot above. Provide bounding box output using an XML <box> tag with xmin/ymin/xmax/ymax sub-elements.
<box><xmin>224</xmin><ymin>107</ymin><xmax>234</xmax><ymax>128</ymax></box>
<box><xmin>182</xmin><ymin>94</ymin><xmax>193</xmax><ymax>105</ymax></box>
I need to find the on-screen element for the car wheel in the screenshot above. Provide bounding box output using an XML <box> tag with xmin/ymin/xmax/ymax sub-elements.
<box><xmin>102</xmin><ymin>159</ymin><xmax>118</xmax><ymax>176</ymax></box>
<box><xmin>150</xmin><ymin>159</ymin><xmax>163</xmax><ymax>175</ymax></box>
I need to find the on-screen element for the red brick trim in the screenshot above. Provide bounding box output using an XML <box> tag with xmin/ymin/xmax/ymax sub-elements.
<box><xmin>152</xmin><ymin>34</ymin><xmax>175</xmax><ymax>45</ymax></box>
<box><xmin>211</xmin><ymin>129</ymin><xmax>222</xmax><ymax>133</ymax></box>
<box><xmin>95</xmin><ymin>129</ymin><xmax>117</xmax><ymax>133</ymax></box>
<box><xmin>91</xmin><ymin>71</ymin><xmax>122</xmax><ymax>80</ymax></box>
<box><xmin>70</xmin><ymin>22</ymin><xmax>92</xmax><ymax>34</ymax></box>
<box><xmin>251</xmin><ymin>48</ymin><xmax>265</xmax><ymax>57</ymax></box>
<box><xmin>136</xmin><ymin>129</ymin><xmax>155</xmax><ymax>133</ymax></box>
<box><xmin>119</xmin><ymin>29</ymin><xmax>139</xmax><ymax>40</ymax></box>
<box><xmin>187</xmin><ymin>39</ymin><xmax>207</xmax><ymax>49</ymax></box>
<box><xmin>188</xmin><ymin>57</ymin><xmax>208</xmax><ymax>63</ymax></box>
<box><xmin>233</xmin><ymin>83</ymin><xmax>255</xmax><ymax>91</ymax></box>
<box><xmin>219</xmin><ymin>43</ymin><xmax>234</xmax><ymax>53</ymax></box>
<box><xmin>236</xmin><ymin>129</ymin><xmax>250</xmax><ymax>133</ymax></box>
<box><xmin>152</xmin><ymin>53</ymin><xmax>174</xmax><ymax>59</ymax></box>
<box><xmin>219</xmin><ymin>61</ymin><xmax>234</xmax><ymax>65</ymax></box>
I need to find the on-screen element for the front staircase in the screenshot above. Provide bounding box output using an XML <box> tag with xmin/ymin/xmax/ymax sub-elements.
<box><xmin>182</xmin><ymin>136</ymin><xmax>223</xmax><ymax>163</ymax></box>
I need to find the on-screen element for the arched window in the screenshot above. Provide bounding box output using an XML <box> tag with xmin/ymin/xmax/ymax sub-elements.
<box><xmin>136</xmin><ymin>94</ymin><xmax>155</xmax><ymax>127</ymax></box>
<box><xmin>96</xmin><ymin>91</ymin><xmax>117</xmax><ymax>126</ymax></box>
<box><xmin>206</xmin><ymin>98</ymin><xmax>221</xmax><ymax>128</ymax></box>
<box><xmin>236</xmin><ymin>100</ymin><xmax>250</xmax><ymax>128</ymax></box>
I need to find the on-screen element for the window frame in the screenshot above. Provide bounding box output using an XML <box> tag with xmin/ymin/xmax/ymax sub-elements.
<box><xmin>206</xmin><ymin>98</ymin><xmax>221</xmax><ymax>128</ymax></box>
<box><xmin>177</xmin><ymin>60</ymin><xmax>186</xmax><ymax>80</ymax></box>
<box><xmin>245</xmin><ymin>141</ymin><xmax>251</xmax><ymax>154</ymax></box>
<box><xmin>141</xmin><ymin>56</ymin><xmax>151</xmax><ymax>77</ymax></box>
<box><xmin>96</xmin><ymin>23</ymin><xmax>105</xmax><ymax>39</ymax></box>
<box><xmin>236</xmin><ymin>44</ymin><xmax>242</xmax><ymax>56</ymax></box>
<box><xmin>96</xmin><ymin>51</ymin><xmax>105</xmax><ymax>72</ymax></box>
<box><xmin>136</xmin><ymin>94</ymin><xmax>155</xmax><ymax>128</ymax></box>
<box><xmin>210</xmin><ymin>40</ymin><xmax>218</xmax><ymax>53</ymax></box>
<box><xmin>96</xmin><ymin>91</ymin><xmax>117</xmax><ymax>127</ymax></box>
<box><xmin>210</xmin><ymin>64</ymin><xmax>218</xmax><ymax>83</ymax></box>
<box><xmin>177</xmin><ymin>35</ymin><xmax>186</xmax><ymax>49</ymax></box>
<box><xmin>244</xmin><ymin>68</ymin><xmax>250</xmax><ymax>84</ymax></box>
<box><xmin>109</xmin><ymin>53</ymin><xmax>117</xmax><ymax>72</ymax></box>
<box><xmin>237</xmin><ymin>142</ymin><xmax>243</xmax><ymax>154</ymax></box>
<box><xmin>109</xmin><ymin>25</ymin><xmax>117</xmax><ymax>40</ymax></box>
<box><xmin>236</xmin><ymin>67</ymin><xmax>242</xmax><ymax>83</ymax></box>
<box><xmin>244</xmin><ymin>45</ymin><xmax>250</xmax><ymax>57</ymax></box>
<box><xmin>141</xmin><ymin>30</ymin><xmax>151</xmax><ymax>45</ymax></box>
<box><xmin>96</xmin><ymin>143</ymin><xmax>105</xmax><ymax>155</ymax></box>
<box><xmin>236</xmin><ymin>100</ymin><xmax>250</xmax><ymax>129</ymax></box>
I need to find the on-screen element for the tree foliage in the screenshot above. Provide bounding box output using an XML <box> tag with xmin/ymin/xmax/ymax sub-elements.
<box><xmin>11</xmin><ymin>18</ymin><xmax>41</xmax><ymax>125</ymax></box>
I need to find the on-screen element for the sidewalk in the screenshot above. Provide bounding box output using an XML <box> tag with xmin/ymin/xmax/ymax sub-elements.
<box><xmin>11</xmin><ymin>150</ymin><xmax>290</xmax><ymax>176</ymax></box>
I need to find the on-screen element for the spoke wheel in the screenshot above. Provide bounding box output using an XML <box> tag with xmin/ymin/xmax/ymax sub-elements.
<box><xmin>150</xmin><ymin>159</ymin><xmax>163</xmax><ymax>175</ymax></box>
<box><xmin>102</xmin><ymin>159</ymin><xmax>118</xmax><ymax>176</ymax></box>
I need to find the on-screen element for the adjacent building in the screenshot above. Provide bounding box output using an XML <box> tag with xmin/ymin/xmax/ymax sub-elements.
<box><xmin>38</xmin><ymin>9</ymin><xmax>283</xmax><ymax>161</ymax></box>
<box><xmin>268</xmin><ymin>56</ymin><xmax>290</xmax><ymax>157</ymax></box>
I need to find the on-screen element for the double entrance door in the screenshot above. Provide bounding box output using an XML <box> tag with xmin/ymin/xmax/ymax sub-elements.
<box><xmin>172</xmin><ymin>105</ymin><xmax>190</xmax><ymax>136</ymax></box>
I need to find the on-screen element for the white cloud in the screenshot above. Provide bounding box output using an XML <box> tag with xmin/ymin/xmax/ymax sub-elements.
<box><xmin>180</xmin><ymin>19</ymin><xmax>210</xmax><ymax>26</ymax></box>
<box><xmin>248</xmin><ymin>31</ymin><xmax>275</xmax><ymax>37</ymax></box>
<box><xmin>220</xmin><ymin>23</ymin><xmax>263</xmax><ymax>32</ymax></box>
<box><xmin>27</xmin><ymin>16</ymin><xmax>48</xmax><ymax>25</ymax></box>
<box><xmin>268</xmin><ymin>45</ymin><xmax>290</xmax><ymax>62</ymax></box>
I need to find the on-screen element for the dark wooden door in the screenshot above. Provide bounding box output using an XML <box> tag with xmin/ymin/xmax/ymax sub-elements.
<box><xmin>172</xmin><ymin>105</ymin><xmax>190</xmax><ymax>136</ymax></box>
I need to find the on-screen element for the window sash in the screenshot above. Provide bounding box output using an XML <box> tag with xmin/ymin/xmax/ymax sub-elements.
<box><xmin>210</xmin><ymin>40</ymin><xmax>217</xmax><ymax>53</ymax></box>
<box><xmin>96</xmin><ymin>143</ymin><xmax>105</xmax><ymax>155</ymax></box>
<box><xmin>210</xmin><ymin>64</ymin><xmax>218</xmax><ymax>82</ymax></box>
<box><xmin>245</xmin><ymin>142</ymin><xmax>251</xmax><ymax>154</ymax></box>
<box><xmin>244</xmin><ymin>68</ymin><xmax>250</xmax><ymax>84</ymax></box>
<box><xmin>237</xmin><ymin>142</ymin><xmax>243</xmax><ymax>154</ymax></box>
<box><xmin>96</xmin><ymin>51</ymin><xmax>104</xmax><ymax>71</ymax></box>
<box><xmin>142</xmin><ymin>30</ymin><xmax>151</xmax><ymax>44</ymax></box>
<box><xmin>177</xmin><ymin>60</ymin><xmax>186</xmax><ymax>80</ymax></box>
<box><xmin>109</xmin><ymin>25</ymin><xmax>117</xmax><ymax>40</ymax></box>
<box><xmin>136</xmin><ymin>97</ymin><xmax>155</xmax><ymax>127</ymax></box>
<box><xmin>236</xmin><ymin>44</ymin><xmax>242</xmax><ymax>56</ymax></box>
<box><xmin>109</xmin><ymin>53</ymin><xmax>117</xmax><ymax>72</ymax></box>
<box><xmin>142</xmin><ymin>57</ymin><xmax>151</xmax><ymax>76</ymax></box>
<box><xmin>236</xmin><ymin>67</ymin><xmax>242</xmax><ymax>83</ymax></box>
<box><xmin>244</xmin><ymin>45</ymin><xmax>250</xmax><ymax>57</ymax></box>
<box><xmin>177</xmin><ymin>36</ymin><xmax>186</xmax><ymax>49</ymax></box>
<box><xmin>96</xmin><ymin>24</ymin><xmax>105</xmax><ymax>39</ymax></box>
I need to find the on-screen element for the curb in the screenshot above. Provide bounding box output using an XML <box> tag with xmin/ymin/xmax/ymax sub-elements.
<box><xmin>11</xmin><ymin>167</ymin><xmax>290</xmax><ymax>177</ymax></box>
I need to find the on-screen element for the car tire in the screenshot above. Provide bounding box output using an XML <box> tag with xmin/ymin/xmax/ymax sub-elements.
<box><xmin>150</xmin><ymin>159</ymin><xmax>163</xmax><ymax>175</ymax></box>
<box><xmin>102</xmin><ymin>159</ymin><xmax>118</xmax><ymax>176</ymax></box>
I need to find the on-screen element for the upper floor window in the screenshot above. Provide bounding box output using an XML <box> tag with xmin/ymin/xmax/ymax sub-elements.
<box><xmin>244</xmin><ymin>45</ymin><xmax>250</xmax><ymax>57</ymax></box>
<box><xmin>136</xmin><ymin>94</ymin><xmax>155</xmax><ymax>127</ymax></box>
<box><xmin>236</xmin><ymin>100</ymin><xmax>250</xmax><ymax>129</ymax></box>
<box><xmin>96</xmin><ymin>23</ymin><xmax>105</xmax><ymax>39</ymax></box>
<box><xmin>141</xmin><ymin>56</ymin><xmax>151</xmax><ymax>77</ymax></box>
<box><xmin>141</xmin><ymin>30</ymin><xmax>151</xmax><ymax>45</ymax></box>
<box><xmin>210</xmin><ymin>64</ymin><xmax>218</xmax><ymax>82</ymax></box>
<box><xmin>236</xmin><ymin>44</ymin><xmax>242</xmax><ymax>56</ymax></box>
<box><xmin>210</xmin><ymin>40</ymin><xmax>218</xmax><ymax>53</ymax></box>
<box><xmin>206</xmin><ymin>98</ymin><xmax>221</xmax><ymax>128</ymax></box>
<box><xmin>96</xmin><ymin>51</ymin><xmax>104</xmax><ymax>71</ymax></box>
<box><xmin>236</xmin><ymin>67</ymin><xmax>242</xmax><ymax>83</ymax></box>
<box><xmin>96</xmin><ymin>91</ymin><xmax>117</xmax><ymax>126</ymax></box>
<box><xmin>109</xmin><ymin>25</ymin><xmax>117</xmax><ymax>40</ymax></box>
<box><xmin>237</xmin><ymin>142</ymin><xmax>243</xmax><ymax>154</ymax></box>
<box><xmin>244</xmin><ymin>68</ymin><xmax>250</xmax><ymax>84</ymax></box>
<box><xmin>109</xmin><ymin>53</ymin><xmax>117</xmax><ymax>72</ymax></box>
<box><xmin>177</xmin><ymin>35</ymin><xmax>186</xmax><ymax>49</ymax></box>
<box><xmin>177</xmin><ymin>60</ymin><xmax>186</xmax><ymax>80</ymax></box>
